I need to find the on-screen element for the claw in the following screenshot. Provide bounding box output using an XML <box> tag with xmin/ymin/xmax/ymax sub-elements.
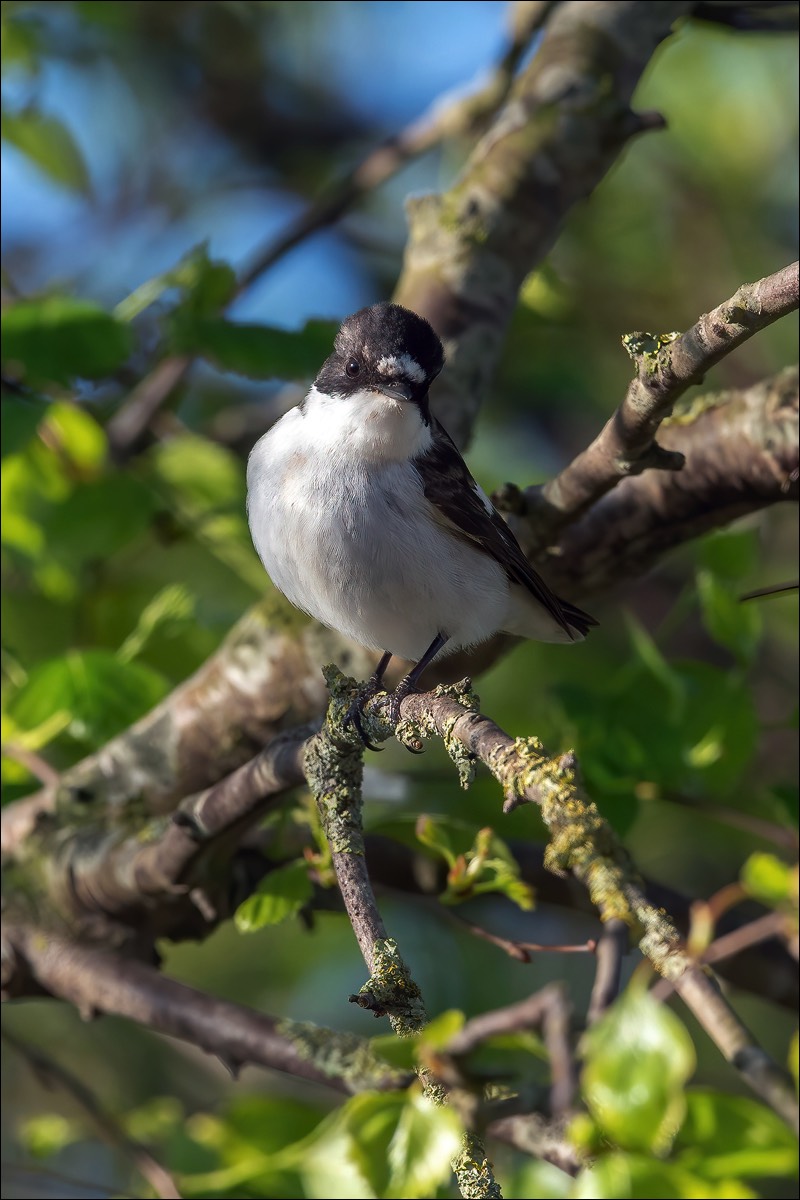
<box><xmin>344</xmin><ymin>700</ymin><xmax>384</xmax><ymax>752</ymax></box>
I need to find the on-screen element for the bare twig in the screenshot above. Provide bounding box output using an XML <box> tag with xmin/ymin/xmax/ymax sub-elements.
<box><xmin>3</xmin><ymin>1029</ymin><xmax>183</xmax><ymax>1200</ymax></box>
<box><xmin>0</xmin><ymin>743</ymin><xmax>59</xmax><ymax>787</ymax></box>
<box><xmin>525</xmin><ymin>262</ymin><xmax>799</xmax><ymax>537</ymax></box>
<box><xmin>740</xmin><ymin>580</ymin><xmax>799</xmax><ymax>602</ymax></box>
<box><xmin>488</xmin><ymin>1112</ymin><xmax>579</xmax><ymax>1175</ymax></box>
<box><xmin>302</xmin><ymin>673</ymin><xmax>427</xmax><ymax>1035</ymax></box>
<box><xmin>586</xmin><ymin>918</ymin><xmax>629</xmax><ymax>1025</ymax></box>
<box><xmin>447</xmin><ymin>983</ymin><xmax>576</xmax><ymax>1117</ymax></box>
<box><xmin>653</xmin><ymin>909</ymin><xmax>797</xmax><ymax>1003</ymax></box>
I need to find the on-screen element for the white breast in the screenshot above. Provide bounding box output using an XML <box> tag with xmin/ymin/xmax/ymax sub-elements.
<box><xmin>246</xmin><ymin>388</ymin><xmax>511</xmax><ymax>661</ymax></box>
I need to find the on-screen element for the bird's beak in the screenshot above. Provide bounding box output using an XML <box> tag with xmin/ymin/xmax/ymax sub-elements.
<box><xmin>376</xmin><ymin>381</ymin><xmax>414</xmax><ymax>403</ymax></box>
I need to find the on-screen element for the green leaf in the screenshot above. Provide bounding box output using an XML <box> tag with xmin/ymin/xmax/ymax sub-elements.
<box><xmin>697</xmin><ymin>569</ymin><xmax>762</xmax><ymax>664</ymax></box>
<box><xmin>697</xmin><ymin>529</ymin><xmax>759</xmax><ymax>581</ymax></box>
<box><xmin>117</xmin><ymin>584</ymin><xmax>195</xmax><ymax>663</ymax></box>
<box><xmin>7</xmin><ymin>650</ymin><xmax>169</xmax><ymax>748</ymax></box>
<box><xmin>2</xmin><ymin>297</ymin><xmax>132</xmax><ymax>386</ymax></box>
<box><xmin>0</xmin><ymin>394</ymin><xmax>46</xmax><ymax>457</ymax></box>
<box><xmin>17</xmin><ymin>1114</ymin><xmax>81</xmax><ymax>1160</ymax></box>
<box><xmin>675</xmin><ymin>1091</ymin><xmax>798</xmax><ymax>1179</ymax></box>
<box><xmin>2</xmin><ymin>108</ymin><xmax>90</xmax><ymax>194</ymax></box>
<box><xmin>418</xmin><ymin>1009</ymin><xmax>466</xmax><ymax>1051</ymax></box>
<box><xmin>169</xmin><ymin>314</ymin><xmax>337</xmax><ymax>381</ymax></box>
<box><xmin>580</xmin><ymin>986</ymin><xmax>695</xmax><ymax>1153</ymax></box>
<box><xmin>627</xmin><ymin>616</ymin><xmax>686</xmax><ymax>715</ymax></box>
<box><xmin>414</xmin><ymin>815</ymin><xmax>535</xmax><ymax>909</ymax></box>
<box><xmin>234</xmin><ymin>861</ymin><xmax>313</xmax><ymax>931</ymax></box>
<box><xmin>115</xmin><ymin>243</ymin><xmax>236</xmax><ymax>323</ymax></box>
<box><xmin>43</xmin><ymin>473</ymin><xmax>158</xmax><ymax>572</ymax></box>
<box><xmin>572</xmin><ymin>1154</ymin><xmax>757</xmax><ymax>1199</ymax></box>
<box><xmin>341</xmin><ymin>1089</ymin><xmax>462</xmax><ymax>1199</ymax></box>
<box><xmin>1</xmin><ymin>7</ymin><xmax>42</xmax><ymax>74</ymax></box>
<box><xmin>741</xmin><ymin>852</ymin><xmax>796</xmax><ymax>909</ymax></box>
<box><xmin>414</xmin><ymin>813</ymin><xmax>458</xmax><ymax>869</ymax></box>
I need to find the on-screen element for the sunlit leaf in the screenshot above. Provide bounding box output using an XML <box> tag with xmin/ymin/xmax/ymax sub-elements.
<box><xmin>675</xmin><ymin>1091</ymin><xmax>798</xmax><ymax>1179</ymax></box>
<box><xmin>7</xmin><ymin>650</ymin><xmax>169</xmax><ymax>747</ymax></box>
<box><xmin>2</xmin><ymin>108</ymin><xmax>90</xmax><ymax>194</ymax></box>
<box><xmin>234</xmin><ymin>860</ymin><xmax>313</xmax><ymax>931</ymax></box>
<box><xmin>741</xmin><ymin>852</ymin><xmax>796</xmax><ymax>909</ymax></box>
<box><xmin>580</xmin><ymin>986</ymin><xmax>695</xmax><ymax>1153</ymax></box>
<box><xmin>572</xmin><ymin>1153</ymin><xmax>757</xmax><ymax>1199</ymax></box>
<box><xmin>341</xmin><ymin>1088</ymin><xmax>462</xmax><ymax>1199</ymax></box>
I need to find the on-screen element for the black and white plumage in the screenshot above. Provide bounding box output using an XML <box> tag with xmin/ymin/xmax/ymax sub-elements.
<box><xmin>247</xmin><ymin>302</ymin><xmax>595</xmax><ymax>729</ymax></box>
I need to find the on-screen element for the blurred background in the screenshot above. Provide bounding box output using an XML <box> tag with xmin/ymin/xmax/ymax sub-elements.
<box><xmin>1</xmin><ymin>2</ymin><xmax>798</xmax><ymax>1197</ymax></box>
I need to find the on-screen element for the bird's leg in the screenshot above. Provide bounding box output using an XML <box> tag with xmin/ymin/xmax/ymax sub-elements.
<box><xmin>389</xmin><ymin>632</ymin><xmax>449</xmax><ymax>733</ymax></box>
<box><xmin>344</xmin><ymin>651</ymin><xmax>393</xmax><ymax>751</ymax></box>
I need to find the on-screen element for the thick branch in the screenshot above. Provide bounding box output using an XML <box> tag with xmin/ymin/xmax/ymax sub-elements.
<box><xmin>397</xmin><ymin>0</ymin><xmax>692</xmax><ymax>444</ymax></box>
<box><xmin>529</xmin><ymin>262</ymin><xmax>799</xmax><ymax>533</ymax></box>
<box><xmin>2</xmin><ymin>926</ymin><xmax>407</xmax><ymax>1095</ymax></box>
<box><xmin>534</xmin><ymin>366</ymin><xmax>799</xmax><ymax>596</ymax></box>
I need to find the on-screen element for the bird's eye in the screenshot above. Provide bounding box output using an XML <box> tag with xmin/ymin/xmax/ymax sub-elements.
<box><xmin>345</xmin><ymin>358</ymin><xmax>361</xmax><ymax>378</ymax></box>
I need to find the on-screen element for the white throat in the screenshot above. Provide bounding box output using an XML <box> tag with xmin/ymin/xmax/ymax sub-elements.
<box><xmin>301</xmin><ymin>384</ymin><xmax>432</xmax><ymax>461</ymax></box>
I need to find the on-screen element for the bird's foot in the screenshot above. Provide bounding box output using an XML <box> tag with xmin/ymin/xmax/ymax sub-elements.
<box><xmin>388</xmin><ymin>677</ymin><xmax>425</xmax><ymax>754</ymax></box>
<box><xmin>343</xmin><ymin>672</ymin><xmax>386</xmax><ymax>752</ymax></box>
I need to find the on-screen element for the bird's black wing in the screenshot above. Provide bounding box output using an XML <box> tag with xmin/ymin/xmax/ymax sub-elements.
<box><xmin>413</xmin><ymin>419</ymin><xmax>597</xmax><ymax>638</ymax></box>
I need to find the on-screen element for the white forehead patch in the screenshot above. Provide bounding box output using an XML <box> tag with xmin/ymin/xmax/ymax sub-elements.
<box><xmin>376</xmin><ymin>353</ymin><xmax>426</xmax><ymax>385</ymax></box>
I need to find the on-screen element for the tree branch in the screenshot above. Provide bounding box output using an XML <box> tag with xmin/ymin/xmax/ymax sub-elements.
<box><xmin>2</xmin><ymin>926</ymin><xmax>408</xmax><ymax>1095</ymax></box>
<box><xmin>534</xmin><ymin>365</ymin><xmax>798</xmax><ymax>597</ymax></box>
<box><xmin>524</xmin><ymin>262</ymin><xmax>799</xmax><ymax>537</ymax></box>
<box><xmin>396</xmin><ymin>0</ymin><xmax>692</xmax><ymax>444</ymax></box>
<box><xmin>586</xmin><ymin>918</ymin><xmax>629</xmax><ymax>1025</ymax></box>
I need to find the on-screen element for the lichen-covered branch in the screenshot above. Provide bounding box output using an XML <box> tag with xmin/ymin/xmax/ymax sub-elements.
<box><xmin>303</xmin><ymin>667</ymin><xmax>427</xmax><ymax>1036</ymax></box>
<box><xmin>523</xmin><ymin>261</ymin><xmax>799</xmax><ymax>538</ymax></box>
<box><xmin>347</xmin><ymin>684</ymin><xmax>799</xmax><ymax>1131</ymax></box>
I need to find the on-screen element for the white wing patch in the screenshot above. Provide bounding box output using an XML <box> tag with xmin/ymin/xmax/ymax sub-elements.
<box><xmin>474</xmin><ymin>482</ymin><xmax>495</xmax><ymax>514</ymax></box>
<box><xmin>376</xmin><ymin>353</ymin><xmax>426</xmax><ymax>384</ymax></box>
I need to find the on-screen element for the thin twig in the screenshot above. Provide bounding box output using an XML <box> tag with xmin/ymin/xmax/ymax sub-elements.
<box><xmin>586</xmin><ymin>918</ymin><xmax>629</xmax><ymax>1025</ymax></box>
<box><xmin>740</xmin><ymin>580</ymin><xmax>799</xmax><ymax>602</ymax></box>
<box><xmin>0</xmin><ymin>743</ymin><xmax>59</xmax><ymax>787</ymax></box>
<box><xmin>3</xmin><ymin>1029</ymin><xmax>183</xmax><ymax>1200</ymax></box>
<box><xmin>652</xmin><ymin>909</ymin><xmax>796</xmax><ymax>1001</ymax></box>
<box><xmin>446</xmin><ymin>983</ymin><xmax>576</xmax><ymax>1116</ymax></box>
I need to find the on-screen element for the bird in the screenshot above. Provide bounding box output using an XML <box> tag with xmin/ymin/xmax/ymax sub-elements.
<box><xmin>246</xmin><ymin>302</ymin><xmax>596</xmax><ymax>747</ymax></box>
